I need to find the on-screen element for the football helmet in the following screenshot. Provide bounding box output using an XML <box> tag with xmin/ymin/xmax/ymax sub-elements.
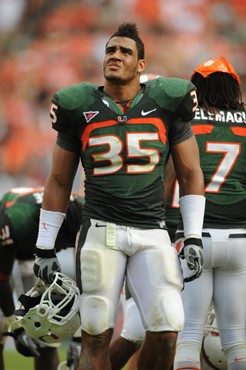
<box><xmin>12</xmin><ymin>273</ymin><xmax>81</xmax><ymax>344</ymax></box>
<box><xmin>202</xmin><ymin>308</ymin><xmax>227</xmax><ymax>370</ymax></box>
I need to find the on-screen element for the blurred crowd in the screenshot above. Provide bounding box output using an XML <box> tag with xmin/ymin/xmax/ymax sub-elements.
<box><xmin>0</xmin><ymin>0</ymin><xmax>245</xmax><ymax>196</ymax></box>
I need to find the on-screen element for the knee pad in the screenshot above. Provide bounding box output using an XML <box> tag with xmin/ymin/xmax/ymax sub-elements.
<box><xmin>144</xmin><ymin>289</ymin><xmax>184</xmax><ymax>332</ymax></box>
<box><xmin>174</xmin><ymin>342</ymin><xmax>201</xmax><ymax>370</ymax></box>
<box><xmin>121</xmin><ymin>298</ymin><xmax>145</xmax><ymax>343</ymax></box>
<box><xmin>142</xmin><ymin>248</ymin><xmax>184</xmax><ymax>332</ymax></box>
<box><xmin>147</xmin><ymin>247</ymin><xmax>183</xmax><ymax>290</ymax></box>
<box><xmin>81</xmin><ymin>296</ymin><xmax>110</xmax><ymax>335</ymax></box>
<box><xmin>224</xmin><ymin>344</ymin><xmax>246</xmax><ymax>370</ymax></box>
<box><xmin>80</xmin><ymin>249</ymin><xmax>105</xmax><ymax>292</ymax></box>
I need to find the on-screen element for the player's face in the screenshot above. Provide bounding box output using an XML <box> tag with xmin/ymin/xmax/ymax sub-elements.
<box><xmin>103</xmin><ymin>36</ymin><xmax>145</xmax><ymax>83</ymax></box>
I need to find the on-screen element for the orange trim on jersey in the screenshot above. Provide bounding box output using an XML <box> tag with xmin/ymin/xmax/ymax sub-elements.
<box><xmin>5</xmin><ymin>200</ymin><xmax>16</xmax><ymax>208</ymax></box>
<box><xmin>192</xmin><ymin>125</ymin><xmax>214</xmax><ymax>135</ymax></box>
<box><xmin>230</xmin><ymin>127</ymin><xmax>246</xmax><ymax>137</ymax></box>
<box><xmin>127</xmin><ymin>118</ymin><xmax>166</xmax><ymax>145</ymax></box>
<box><xmin>5</xmin><ymin>187</ymin><xmax>44</xmax><ymax>207</ymax></box>
<box><xmin>81</xmin><ymin>120</ymin><xmax>118</xmax><ymax>151</ymax></box>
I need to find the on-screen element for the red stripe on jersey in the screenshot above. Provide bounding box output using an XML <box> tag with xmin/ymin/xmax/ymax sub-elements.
<box><xmin>192</xmin><ymin>125</ymin><xmax>214</xmax><ymax>135</ymax></box>
<box><xmin>81</xmin><ymin>117</ymin><xmax>167</xmax><ymax>150</ymax></box>
<box><xmin>231</xmin><ymin>127</ymin><xmax>246</xmax><ymax>137</ymax></box>
<box><xmin>81</xmin><ymin>120</ymin><xmax>118</xmax><ymax>151</ymax></box>
<box><xmin>127</xmin><ymin>118</ymin><xmax>166</xmax><ymax>145</ymax></box>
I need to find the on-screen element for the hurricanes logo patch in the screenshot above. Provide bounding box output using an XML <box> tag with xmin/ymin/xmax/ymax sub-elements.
<box><xmin>83</xmin><ymin>111</ymin><xmax>99</xmax><ymax>123</ymax></box>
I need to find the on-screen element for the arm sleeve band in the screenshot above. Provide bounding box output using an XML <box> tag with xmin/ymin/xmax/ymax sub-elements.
<box><xmin>36</xmin><ymin>209</ymin><xmax>66</xmax><ymax>250</ymax></box>
<box><xmin>179</xmin><ymin>195</ymin><xmax>205</xmax><ymax>238</ymax></box>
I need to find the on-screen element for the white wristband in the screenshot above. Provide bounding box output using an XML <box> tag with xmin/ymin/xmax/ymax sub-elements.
<box><xmin>179</xmin><ymin>195</ymin><xmax>205</xmax><ymax>238</ymax></box>
<box><xmin>36</xmin><ymin>209</ymin><xmax>66</xmax><ymax>250</ymax></box>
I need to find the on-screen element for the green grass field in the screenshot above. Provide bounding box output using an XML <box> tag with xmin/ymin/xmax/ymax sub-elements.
<box><xmin>4</xmin><ymin>347</ymin><xmax>128</xmax><ymax>370</ymax></box>
<box><xmin>4</xmin><ymin>346</ymin><xmax>66</xmax><ymax>370</ymax></box>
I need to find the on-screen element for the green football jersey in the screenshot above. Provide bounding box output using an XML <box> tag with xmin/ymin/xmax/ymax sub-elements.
<box><xmin>51</xmin><ymin>78</ymin><xmax>197</xmax><ymax>228</ymax></box>
<box><xmin>0</xmin><ymin>187</ymin><xmax>84</xmax><ymax>279</ymax></box>
<box><xmin>165</xmin><ymin>107</ymin><xmax>246</xmax><ymax>233</ymax></box>
<box><xmin>193</xmin><ymin>108</ymin><xmax>246</xmax><ymax>228</ymax></box>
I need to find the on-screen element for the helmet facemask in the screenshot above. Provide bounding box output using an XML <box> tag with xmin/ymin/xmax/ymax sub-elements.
<box><xmin>13</xmin><ymin>273</ymin><xmax>81</xmax><ymax>343</ymax></box>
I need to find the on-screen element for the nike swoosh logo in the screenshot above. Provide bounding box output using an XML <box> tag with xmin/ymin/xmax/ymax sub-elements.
<box><xmin>141</xmin><ymin>108</ymin><xmax>157</xmax><ymax>116</ymax></box>
<box><xmin>95</xmin><ymin>223</ymin><xmax>106</xmax><ymax>228</ymax></box>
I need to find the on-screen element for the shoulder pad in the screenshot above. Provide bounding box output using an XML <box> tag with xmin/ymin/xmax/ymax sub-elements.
<box><xmin>148</xmin><ymin>77</ymin><xmax>195</xmax><ymax>112</ymax></box>
<box><xmin>52</xmin><ymin>82</ymin><xmax>97</xmax><ymax>111</ymax></box>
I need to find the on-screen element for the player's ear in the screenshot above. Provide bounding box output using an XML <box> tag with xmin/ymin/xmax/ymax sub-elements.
<box><xmin>138</xmin><ymin>59</ymin><xmax>146</xmax><ymax>73</ymax></box>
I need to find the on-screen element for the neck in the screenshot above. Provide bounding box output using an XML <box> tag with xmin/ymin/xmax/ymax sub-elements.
<box><xmin>103</xmin><ymin>79</ymin><xmax>141</xmax><ymax>102</ymax></box>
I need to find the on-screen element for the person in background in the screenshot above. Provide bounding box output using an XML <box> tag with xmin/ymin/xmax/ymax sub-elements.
<box><xmin>174</xmin><ymin>56</ymin><xmax>246</xmax><ymax>370</ymax></box>
<box><xmin>33</xmin><ymin>22</ymin><xmax>205</xmax><ymax>370</ymax></box>
<box><xmin>0</xmin><ymin>187</ymin><xmax>83</xmax><ymax>370</ymax></box>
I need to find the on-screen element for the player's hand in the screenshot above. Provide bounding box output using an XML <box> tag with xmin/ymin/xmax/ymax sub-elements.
<box><xmin>33</xmin><ymin>247</ymin><xmax>61</xmax><ymax>284</ymax></box>
<box><xmin>10</xmin><ymin>327</ymin><xmax>40</xmax><ymax>357</ymax></box>
<box><xmin>179</xmin><ymin>237</ymin><xmax>204</xmax><ymax>282</ymax></box>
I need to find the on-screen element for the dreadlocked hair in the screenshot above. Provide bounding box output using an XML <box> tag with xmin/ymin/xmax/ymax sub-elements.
<box><xmin>107</xmin><ymin>23</ymin><xmax>145</xmax><ymax>60</ymax></box>
<box><xmin>191</xmin><ymin>72</ymin><xmax>245</xmax><ymax>112</ymax></box>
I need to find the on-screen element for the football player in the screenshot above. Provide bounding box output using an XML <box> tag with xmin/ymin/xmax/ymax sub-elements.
<box><xmin>174</xmin><ymin>57</ymin><xmax>246</xmax><ymax>370</ymax></box>
<box><xmin>33</xmin><ymin>22</ymin><xmax>205</xmax><ymax>370</ymax></box>
<box><xmin>0</xmin><ymin>187</ymin><xmax>83</xmax><ymax>370</ymax></box>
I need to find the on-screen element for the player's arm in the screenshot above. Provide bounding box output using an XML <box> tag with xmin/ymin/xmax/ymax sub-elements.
<box><xmin>171</xmin><ymin>135</ymin><xmax>205</xmax><ymax>282</ymax></box>
<box><xmin>171</xmin><ymin>135</ymin><xmax>204</xmax><ymax>197</ymax></box>
<box><xmin>34</xmin><ymin>144</ymin><xmax>80</xmax><ymax>284</ymax></box>
<box><xmin>164</xmin><ymin>155</ymin><xmax>177</xmax><ymax>203</ymax></box>
<box><xmin>42</xmin><ymin>144</ymin><xmax>80</xmax><ymax>212</ymax></box>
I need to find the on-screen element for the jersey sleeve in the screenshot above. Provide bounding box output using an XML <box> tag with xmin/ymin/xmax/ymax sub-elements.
<box><xmin>175</xmin><ymin>88</ymin><xmax>198</xmax><ymax>122</ymax></box>
<box><xmin>50</xmin><ymin>91</ymin><xmax>81</xmax><ymax>153</ymax></box>
<box><xmin>56</xmin><ymin>130</ymin><xmax>81</xmax><ymax>153</ymax></box>
<box><xmin>169</xmin><ymin>118</ymin><xmax>194</xmax><ymax>146</ymax></box>
<box><xmin>50</xmin><ymin>83</ymin><xmax>97</xmax><ymax>153</ymax></box>
<box><xmin>149</xmin><ymin>77</ymin><xmax>197</xmax><ymax>121</ymax></box>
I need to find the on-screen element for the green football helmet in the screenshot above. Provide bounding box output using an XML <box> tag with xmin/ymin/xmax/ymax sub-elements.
<box><xmin>13</xmin><ymin>273</ymin><xmax>81</xmax><ymax>344</ymax></box>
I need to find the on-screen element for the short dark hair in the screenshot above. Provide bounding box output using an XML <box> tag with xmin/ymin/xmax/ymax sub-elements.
<box><xmin>191</xmin><ymin>72</ymin><xmax>245</xmax><ymax>111</ymax></box>
<box><xmin>107</xmin><ymin>23</ymin><xmax>145</xmax><ymax>60</ymax></box>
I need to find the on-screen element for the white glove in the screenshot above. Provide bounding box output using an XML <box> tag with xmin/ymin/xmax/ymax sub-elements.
<box><xmin>33</xmin><ymin>247</ymin><xmax>61</xmax><ymax>284</ymax></box>
<box><xmin>179</xmin><ymin>237</ymin><xmax>204</xmax><ymax>282</ymax></box>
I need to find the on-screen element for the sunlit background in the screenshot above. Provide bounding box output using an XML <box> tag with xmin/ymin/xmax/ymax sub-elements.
<box><xmin>0</xmin><ymin>0</ymin><xmax>245</xmax><ymax>196</ymax></box>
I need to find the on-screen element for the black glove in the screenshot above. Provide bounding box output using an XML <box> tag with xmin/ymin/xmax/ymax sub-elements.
<box><xmin>179</xmin><ymin>237</ymin><xmax>204</xmax><ymax>283</ymax></box>
<box><xmin>33</xmin><ymin>247</ymin><xmax>61</xmax><ymax>284</ymax></box>
<box><xmin>11</xmin><ymin>327</ymin><xmax>40</xmax><ymax>357</ymax></box>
